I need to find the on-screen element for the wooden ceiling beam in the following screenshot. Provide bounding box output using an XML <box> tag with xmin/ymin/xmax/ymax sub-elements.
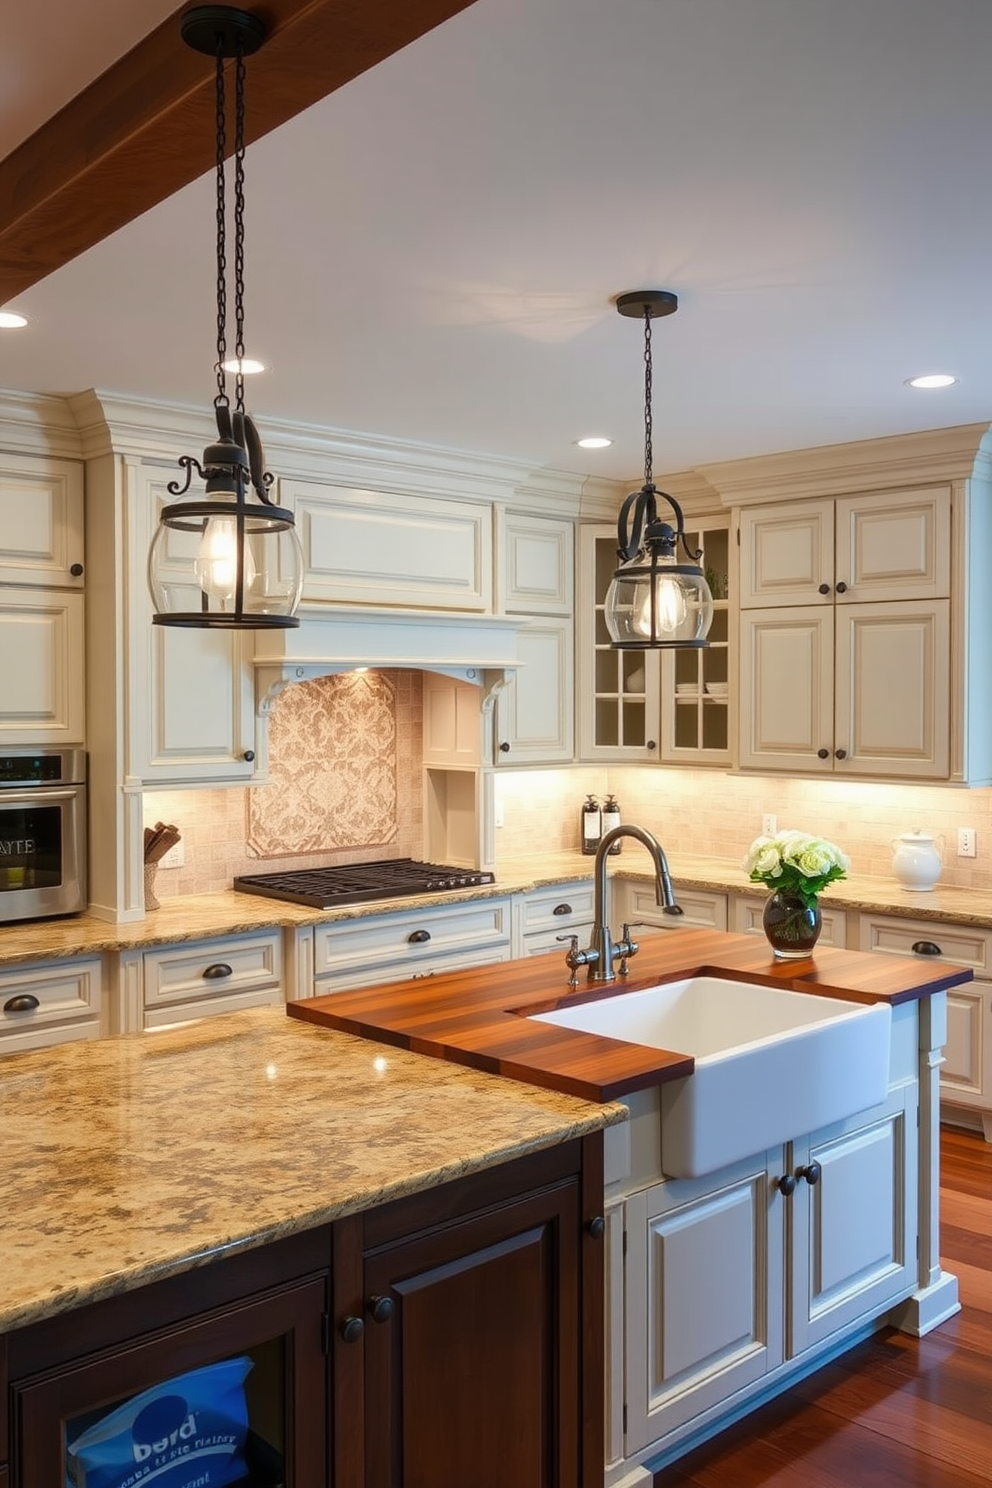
<box><xmin>0</xmin><ymin>0</ymin><xmax>477</xmax><ymax>301</ymax></box>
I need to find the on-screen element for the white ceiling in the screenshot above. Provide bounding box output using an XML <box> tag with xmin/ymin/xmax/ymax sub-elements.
<box><xmin>4</xmin><ymin>0</ymin><xmax>992</xmax><ymax>482</ymax></box>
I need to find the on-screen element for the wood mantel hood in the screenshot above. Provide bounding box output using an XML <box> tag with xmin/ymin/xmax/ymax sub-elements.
<box><xmin>288</xmin><ymin>926</ymin><xmax>972</xmax><ymax>1102</ymax></box>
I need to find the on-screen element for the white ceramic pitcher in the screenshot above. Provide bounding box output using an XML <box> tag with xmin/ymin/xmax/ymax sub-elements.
<box><xmin>891</xmin><ymin>829</ymin><xmax>945</xmax><ymax>891</ymax></box>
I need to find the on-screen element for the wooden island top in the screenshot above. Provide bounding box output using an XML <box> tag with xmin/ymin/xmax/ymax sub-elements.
<box><xmin>288</xmin><ymin>926</ymin><xmax>973</xmax><ymax>1101</ymax></box>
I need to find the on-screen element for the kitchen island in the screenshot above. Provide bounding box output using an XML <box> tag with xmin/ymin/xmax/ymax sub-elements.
<box><xmin>0</xmin><ymin>928</ymin><xmax>971</xmax><ymax>1487</ymax></box>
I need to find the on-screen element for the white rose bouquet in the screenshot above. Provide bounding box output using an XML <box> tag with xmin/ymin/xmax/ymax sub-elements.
<box><xmin>743</xmin><ymin>829</ymin><xmax>849</xmax><ymax>909</ymax></box>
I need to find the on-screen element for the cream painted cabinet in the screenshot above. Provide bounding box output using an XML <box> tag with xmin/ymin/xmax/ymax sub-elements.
<box><xmin>732</xmin><ymin>891</ymin><xmax>848</xmax><ymax>948</ymax></box>
<box><xmin>622</xmin><ymin>1086</ymin><xmax>917</xmax><ymax>1462</ymax></box>
<box><xmin>282</xmin><ymin>478</ymin><xmax>493</xmax><ymax>612</ymax></box>
<box><xmin>579</xmin><ymin>521</ymin><xmax>731</xmax><ymax>766</ymax></box>
<box><xmin>0</xmin><ymin>453</ymin><xmax>85</xmax><ymax>746</ymax></box>
<box><xmin>0</xmin><ymin>953</ymin><xmax>105</xmax><ymax>1055</ymax></box>
<box><xmin>495</xmin><ymin>512</ymin><xmax>575</xmax><ymax>765</ymax></box>
<box><xmin>115</xmin><ymin>929</ymin><xmax>284</xmax><ymax>1032</ymax></box>
<box><xmin>738</xmin><ymin>488</ymin><xmax>952</xmax><ymax>779</ymax></box>
<box><xmin>126</xmin><ymin>466</ymin><xmax>260</xmax><ymax>785</ymax></box>
<box><xmin>495</xmin><ymin>618</ymin><xmax>574</xmax><ymax>764</ymax></box>
<box><xmin>860</xmin><ymin>912</ymin><xmax>992</xmax><ymax>1142</ymax></box>
<box><xmin>513</xmin><ymin>879</ymin><xmax>594</xmax><ymax>958</ymax></box>
<box><xmin>615</xmin><ymin>879</ymin><xmax>728</xmax><ymax>934</ymax></box>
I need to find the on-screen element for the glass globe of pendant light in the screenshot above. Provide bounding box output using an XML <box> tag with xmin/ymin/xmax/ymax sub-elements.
<box><xmin>148</xmin><ymin>6</ymin><xmax>303</xmax><ymax>629</ymax></box>
<box><xmin>604</xmin><ymin>291</ymin><xmax>714</xmax><ymax>650</ymax></box>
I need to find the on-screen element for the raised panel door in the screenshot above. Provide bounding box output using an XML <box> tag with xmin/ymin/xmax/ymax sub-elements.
<box><xmin>0</xmin><ymin>588</ymin><xmax>84</xmax><ymax>744</ymax></box>
<box><xmin>360</xmin><ymin>1179</ymin><xmax>582</xmax><ymax>1488</ymax></box>
<box><xmin>738</xmin><ymin>607</ymin><xmax>833</xmax><ymax>771</ymax></box>
<box><xmin>835</xmin><ymin>486</ymin><xmax>951</xmax><ymax>601</ymax></box>
<box><xmin>834</xmin><ymin>600</ymin><xmax>949</xmax><ymax>778</ymax></box>
<box><xmin>738</xmin><ymin>500</ymin><xmax>833</xmax><ymax>608</ymax></box>
<box><xmin>129</xmin><ymin>472</ymin><xmax>258</xmax><ymax>783</ymax></box>
<box><xmin>943</xmin><ymin>984</ymin><xmax>987</xmax><ymax>1105</ymax></box>
<box><xmin>789</xmin><ymin>1086</ymin><xmax>918</xmax><ymax>1356</ymax></box>
<box><xmin>624</xmin><ymin>1157</ymin><xmax>785</xmax><ymax>1453</ymax></box>
<box><xmin>0</xmin><ymin>454</ymin><xmax>84</xmax><ymax>586</ymax></box>
<box><xmin>496</xmin><ymin>618</ymin><xmax>574</xmax><ymax>763</ymax></box>
<box><xmin>501</xmin><ymin>512</ymin><xmax>574</xmax><ymax>614</ymax></box>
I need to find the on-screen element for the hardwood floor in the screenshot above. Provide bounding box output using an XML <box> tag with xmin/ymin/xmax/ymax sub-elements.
<box><xmin>653</xmin><ymin>1126</ymin><xmax>992</xmax><ymax>1488</ymax></box>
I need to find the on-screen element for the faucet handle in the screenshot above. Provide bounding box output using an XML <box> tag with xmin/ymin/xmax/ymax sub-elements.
<box><xmin>618</xmin><ymin>922</ymin><xmax>644</xmax><ymax>976</ymax></box>
<box><xmin>557</xmin><ymin>933</ymin><xmax>590</xmax><ymax>988</ymax></box>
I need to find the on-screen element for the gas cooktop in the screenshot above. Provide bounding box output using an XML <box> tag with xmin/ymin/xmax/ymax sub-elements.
<box><xmin>233</xmin><ymin>858</ymin><xmax>496</xmax><ymax>909</ymax></box>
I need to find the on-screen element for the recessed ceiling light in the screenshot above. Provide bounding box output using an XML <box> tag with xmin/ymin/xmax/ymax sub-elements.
<box><xmin>0</xmin><ymin>309</ymin><xmax>30</xmax><ymax>329</ymax></box>
<box><xmin>906</xmin><ymin>373</ymin><xmax>958</xmax><ymax>389</ymax></box>
<box><xmin>220</xmin><ymin>356</ymin><xmax>266</xmax><ymax>375</ymax></box>
<box><xmin>576</xmin><ymin>436</ymin><xmax>612</xmax><ymax>449</ymax></box>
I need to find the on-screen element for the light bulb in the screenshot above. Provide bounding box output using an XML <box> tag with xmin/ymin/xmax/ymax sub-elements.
<box><xmin>194</xmin><ymin>515</ymin><xmax>255</xmax><ymax>605</ymax></box>
<box><xmin>636</xmin><ymin>572</ymin><xmax>688</xmax><ymax>637</ymax></box>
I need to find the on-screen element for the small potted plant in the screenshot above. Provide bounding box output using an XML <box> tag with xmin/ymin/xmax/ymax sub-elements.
<box><xmin>743</xmin><ymin>829</ymin><xmax>849</xmax><ymax>958</ymax></box>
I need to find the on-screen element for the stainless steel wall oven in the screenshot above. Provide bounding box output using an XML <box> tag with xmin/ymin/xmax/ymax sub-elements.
<box><xmin>0</xmin><ymin>749</ymin><xmax>86</xmax><ymax>923</ymax></box>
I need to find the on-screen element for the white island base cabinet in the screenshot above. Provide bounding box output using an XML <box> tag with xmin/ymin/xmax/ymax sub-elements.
<box><xmin>604</xmin><ymin>994</ymin><xmax>952</xmax><ymax>1484</ymax></box>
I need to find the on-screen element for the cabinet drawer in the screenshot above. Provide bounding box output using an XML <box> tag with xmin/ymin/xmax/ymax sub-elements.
<box><xmin>518</xmin><ymin>882</ymin><xmax>595</xmax><ymax>935</ymax></box>
<box><xmin>313</xmin><ymin>899</ymin><xmax>511</xmax><ymax>975</ymax></box>
<box><xmin>733</xmin><ymin>893</ymin><xmax>848</xmax><ymax>948</ymax></box>
<box><xmin>314</xmin><ymin>942</ymin><xmax>512</xmax><ymax>995</ymax></box>
<box><xmin>0</xmin><ymin>956</ymin><xmax>103</xmax><ymax>1053</ymax></box>
<box><xmin>142</xmin><ymin>932</ymin><xmax>284</xmax><ymax>1015</ymax></box>
<box><xmin>858</xmin><ymin>913</ymin><xmax>992</xmax><ymax>974</ymax></box>
<box><xmin>621</xmin><ymin>881</ymin><xmax>728</xmax><ymax>933</ymax></box>
<box><xmin>522</xmin><ymin>923</ymin><xmax>595</xmax><ymax>959</ymax></box>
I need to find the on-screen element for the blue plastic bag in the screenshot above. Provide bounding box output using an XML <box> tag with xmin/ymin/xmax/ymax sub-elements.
<box><xmin>65</xmin><ymin>1355</ymin><xmax>254</xmax><ymax>1488</ymax></box>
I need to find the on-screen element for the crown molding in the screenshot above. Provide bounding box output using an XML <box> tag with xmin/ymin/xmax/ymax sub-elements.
<box><xmin>697</xmin><ymin>422</ymin><xmax>992</xmax><ymax>505</ymax></box>
<box><xmin>0</xmin><ymin>389</ymin><xmax>83</xmax><ymax>459</ymax></box>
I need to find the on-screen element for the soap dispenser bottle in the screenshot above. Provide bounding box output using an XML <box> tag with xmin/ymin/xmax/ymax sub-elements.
<box><xmin>581</xmin><ymin>794</ymin><xmax>602</xmax><ymax>855</ymax></box>
<box><xmin>602</xmin><ymin>793</ymin><xmax>622</xmax><ymax>854</ymax></box>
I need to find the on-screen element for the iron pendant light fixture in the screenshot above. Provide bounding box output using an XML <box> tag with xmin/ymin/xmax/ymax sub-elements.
<box><xmin>604</xmin><ymin>291</ymin><xmax>713</xmax><ymax>649</ymax></box>
<box><xmin>148</xmin><ymin>5</ymin><xmax>303</xmax><ymax>629</ymax></box>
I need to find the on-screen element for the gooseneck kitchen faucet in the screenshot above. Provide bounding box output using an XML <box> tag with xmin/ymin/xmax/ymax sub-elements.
<box><xmin>560</xmin><ymin>823</ymin><xmax>683</xmax><ymax>984</ymax></box>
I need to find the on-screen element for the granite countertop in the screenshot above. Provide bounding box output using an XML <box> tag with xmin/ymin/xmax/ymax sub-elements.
<box><xmin>0</xmin><ymin>850</ymin><xmax>989</xmax><ymax>968</ymax></box>
<box><xmin>0</xmin><ymin>1007</ymin><xmax>624</xmax><ymax>1335</ymax></box>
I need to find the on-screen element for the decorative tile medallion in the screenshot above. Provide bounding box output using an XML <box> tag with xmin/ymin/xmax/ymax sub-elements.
<box><xmin>248</xmin><ymin>672</ymin><xmax>400</xmax><ymax>856</ymax></box>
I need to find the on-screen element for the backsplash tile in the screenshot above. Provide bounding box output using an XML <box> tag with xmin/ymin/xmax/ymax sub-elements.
<box><xmin>144</xmin><ymin>670</ymin><xmax>423</xmax><ymax>899</ymax></box>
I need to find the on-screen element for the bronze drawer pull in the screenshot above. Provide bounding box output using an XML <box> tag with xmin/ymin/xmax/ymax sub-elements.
<box><xmin>3</xmin><ymin>993</ymin><xmax>40</xmax><ymax>1013</ymax></box>
<box><xmin>552</xmin><ymin>903</ymin><xmax>573</xmax><ymax>917</ymax></box>
<box><xmin>202</xmin><ymin>963</ymin><xmax>233</xmax><ymax>979</ymax></box>
<box><xmin>408</xmin><ymin>929</ymin><xmax>431</xmax><ymax>944</ymax></box>
<box><xmin>911</xmin><ymin>940</ymin><xmax>942</xmax><ymax>957</ymax></box>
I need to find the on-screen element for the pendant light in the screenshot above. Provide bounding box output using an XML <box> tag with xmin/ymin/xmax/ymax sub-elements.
<box><xmin>148</xmin><ymin>6</ymin><xmax>303</xmax><ymax>629</ymax></box>
<box><xmin>604</xmin><ymin>291</ymin><xmax>713</xmax><ymax>649</ymax></box>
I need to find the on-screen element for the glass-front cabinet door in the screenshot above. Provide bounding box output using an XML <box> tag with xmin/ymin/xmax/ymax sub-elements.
<box><xmin>13</xmin><ymin>1276</ymin><xmax>327</xmax><ymax>1486</ymax></box>
<box><xmin>579</xmin><ymin>519</ymin><xmax>732</xmax><ymax>765</ymax></box>
<box><xmin>661</xmin><ymin>520</ymin><xmax>732</xmax><ymax>765</ymax></box>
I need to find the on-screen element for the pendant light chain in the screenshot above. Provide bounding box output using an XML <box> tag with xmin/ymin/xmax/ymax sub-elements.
<box><xmin>232</xmin><ymin>40</ymin><xmax>247</xmax><ymax>416</ymax></box>
<box><xmin>642</xmin><ymin>305</ymin><xmax>653</xmax><ymax>490</ymax></box>
<box><xmin>213</xmin><ymin>39</ymin><xmax>228</xmax><ymax>410</ymax></box>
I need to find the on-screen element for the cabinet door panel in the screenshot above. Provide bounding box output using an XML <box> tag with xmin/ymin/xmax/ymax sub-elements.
<box><xmin>835</xmin><ymin>601</ymin><xmax>949</xmax><ymax>778</ymax></box>
<box><xmin>625</xmin><ymin>1159</ymin><xmax>784</xmax><ymax>1452</ymax></box>
<box><xmin>790</xmin><ymin>1088</ymin><xmax>917</xmax><ymax>1355</ymax></box>
<box><xmin>501</xmin><ymin>512</ymin><xmax>573</xmax><ymax>614</ymax></box>
<box><xmin>738</xmin><ymin>501</ymin><xmax>833</xmax><ymax>608</ymax></box>
<box><xmin>942</xmin><ymin>985</ymin><xmax>988</xmax><ymax>1106</ymax></box>
<box><xmin>363</xmin><ymin>1181</ymin><xmax>580</xmax><ymax>1488</ymax></box>
<box><xmin>738</xmin><ymin>608</ymin><xmax>833</xmax><ymax>771</ymax></box>
<box><xmin>0</xmin><ymin>454</ymin><xmax>83</xmax><ymax>586</ymax></box>
<box><xmin>497</xmin><ymin>619</ymin><xmax>574</xmax><ymax>763</ymax></box>
<box><xmin>0</xmin><ymin>589</ymin><xmax>84</xmax><ymax>744</ymax></box>
<box><xmin>836</xmin><ymin>487</ymin><xmax>950</xmax><ymax>600</ymax></box>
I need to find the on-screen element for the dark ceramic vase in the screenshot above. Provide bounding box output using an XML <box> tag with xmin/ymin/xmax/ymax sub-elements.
<box><xmin>762</xmin><ymin>888</ymin><xmax>822</xmax><ymax>959</ymax></box>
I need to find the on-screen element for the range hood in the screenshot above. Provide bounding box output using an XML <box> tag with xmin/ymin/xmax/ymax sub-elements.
<box><xmin>253</xmin><ymin>605</ymin><xmax>525</xmax><ymax>698</ymax></box>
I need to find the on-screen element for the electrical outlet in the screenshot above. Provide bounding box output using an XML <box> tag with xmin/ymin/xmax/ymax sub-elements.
<box><xmin>762</xmin><ymin>814</ymin><xmax>777</xmax><ymax>838</ymax></box>
<box><xmin>159</xmin><ymin>839</ymin><xmax>185</xmax><ymax>869</ymax></box>
<box><xmin>957</xmin><ymin>827</ymin><xmax>977</xmax><ymax>859</ymax></box>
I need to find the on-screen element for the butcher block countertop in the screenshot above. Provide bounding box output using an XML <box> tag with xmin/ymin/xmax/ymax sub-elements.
<box><xmin>0</xmin><ymin>1007</ymin><xmax>623</xmax><ymax>1335</ymax></box>
<box><xmin>288</xmin><ymin>926</ymin><xmax>973</xmax><ymax>1103</ymax></box>
<box><xmin>2</xmin><ymin>850</ymin><xmax>991</xmax><ymax>968</ymax></box>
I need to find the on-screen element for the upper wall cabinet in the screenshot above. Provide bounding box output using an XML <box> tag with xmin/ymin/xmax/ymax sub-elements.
<box><xmin>0</xmin><ymin>452</ymin><xmax>85</xmax><ymax>746</ymax></box>
<box><xmin>738</xmin><ymin>487</ymin><xmax>955</xmax><ymax>780</ymax></box>
<box><xmin>738</xmin><ymin>488</ymin><xmax>950</xmax><ymax>608</ymax></box>
<box><xmin>578</xmin><ymin>519</ymin><xmax>731</xmax><ymax>766</ymax></box>
<box><xmin>125</xmin><ymin>466</ymin><xmax>259</xmax><ymax>785</ymax></box>
<box><xmin>497</xmin><ymin>510</ymin><xmax>574</xmax><ymax>615</ymax></box>
<box><xmin>281</xmin><ymin>480</ymin><xmax>493</xmax><ymax>612</ymax></box>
